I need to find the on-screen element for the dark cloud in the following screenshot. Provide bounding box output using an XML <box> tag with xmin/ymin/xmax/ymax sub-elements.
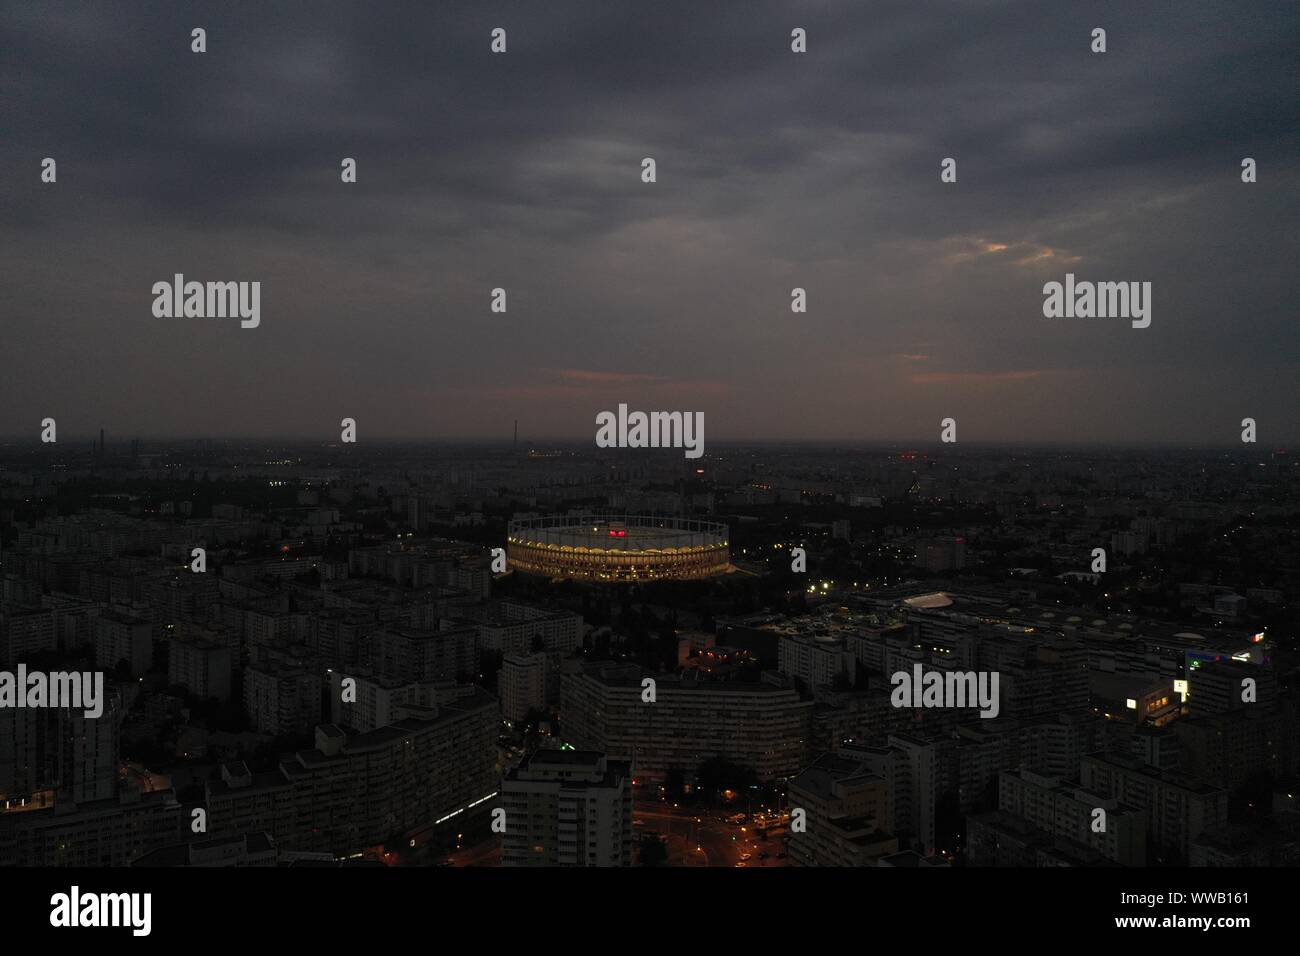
<box><xmin>1</xmin><ymin>0</ymin><xmax>1296</xmax><ymax>443</ymax></box>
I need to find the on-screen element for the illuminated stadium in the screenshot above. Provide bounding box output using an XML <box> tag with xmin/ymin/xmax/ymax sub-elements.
<box><xmin>506</xmin><ymin>515</ymin><xmax>730</xmax><ymax>582</ymax></box>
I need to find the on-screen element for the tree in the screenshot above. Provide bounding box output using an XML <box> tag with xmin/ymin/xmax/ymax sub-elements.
<box><xmin>934</xmin><ymin>789</ymin><xmax>964</xmax><ymax>856</ymax></box>
<box><xmin>638</xmin><ymin>834</ymin><xmax>668</xmax><ymax>867</ymax></box>
<box><xmin>695</xmin><ymin>756</ymin><xmax>758</xmax><ymax>804</ymax></box>
<box><xmin>664</xmin><ymin>767</ymin><xmax>687</xmax><ymax>801</ymax></box>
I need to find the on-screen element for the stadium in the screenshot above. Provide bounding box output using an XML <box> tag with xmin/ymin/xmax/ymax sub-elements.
<box><xmin>506</xmin><ymin>515</ymin><xmax>731</xmax><ymax>582</ymax></box>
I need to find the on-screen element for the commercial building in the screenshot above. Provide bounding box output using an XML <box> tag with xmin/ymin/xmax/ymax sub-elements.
<box><xmin>1088</xmin><ymin>673</ymin><xmax>1179</xmax><ymax>727</ymax></box>
<box><xmin>1187</xmin><ymin>660</ymin><xmax>1277</xmax><ymax>716</ymax></box>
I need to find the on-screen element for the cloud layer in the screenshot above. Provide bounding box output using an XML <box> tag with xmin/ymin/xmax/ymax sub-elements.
<box><xmin>2</xmin><ymin>0</ymin><xmax>1296</xmax><ymax>443</ymax></box>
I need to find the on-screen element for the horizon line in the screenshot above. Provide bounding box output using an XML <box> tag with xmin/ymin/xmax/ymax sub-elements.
<box><xmin>0</xmin><ymin>435</ymin><xmax>1291</xmax><ymax>452</ymax></box>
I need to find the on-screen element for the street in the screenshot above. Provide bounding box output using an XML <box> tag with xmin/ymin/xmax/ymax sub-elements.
<box><xmin>635</xmin><ymin>802</ymin><xmax>790</xmax><ymax>868</ymax></box>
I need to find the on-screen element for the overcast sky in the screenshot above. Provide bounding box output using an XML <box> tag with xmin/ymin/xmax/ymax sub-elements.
<box><xmin>2</xmin><ymin>1</ymin><xmax>1297</xmax><ymax>444</ymax></box>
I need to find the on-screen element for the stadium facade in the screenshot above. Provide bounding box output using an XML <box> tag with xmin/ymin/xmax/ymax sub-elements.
<box><xmin>506</xmin><ymin>515</ymin><xmax>730</xmax><ymax>582</ymax></box>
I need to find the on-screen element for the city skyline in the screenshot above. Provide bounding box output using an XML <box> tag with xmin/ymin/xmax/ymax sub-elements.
<box><xmin>1</xmin><ymin>432</ymin><xmax>1294</xmax><ymax>452</ymax></box>
<box><xmin>2</xmin><ymin>436</ymin><xmax>1295</xmax><ymax>877</ymax></box>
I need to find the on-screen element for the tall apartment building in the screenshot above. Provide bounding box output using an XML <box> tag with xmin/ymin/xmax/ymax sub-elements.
<box><xmin>0</xmin><ymin>788</ymin><xmax>183</xmax><ymax>867</ymax></box>
<box><xmin>445</xmin><ymin>562</ymin><xmax>490</xmax><ymax>599</ymax></box>
<box><xmin>1187</xmin><ymin>660</ymin><xmax>1277</xmax><ymax>716</ymax></box>
<box><xmin>1110</xmin><ymin>529</ymin><xmax>1147</xmax><ymax>557</ymax></box>
<box><xmin>374</xmin><ymin>624</ymin><xmax>478</xmax><ymax>684</ymax></box>
<box><xmin>145</xmin><ymin>574</ymin><xmax>220</xmax><ymax>634</ymax></box>
<box><xmin>0</xmin><ymin>691</ymin><xmax>122</xmax><ymax>805</ymax></box>
<box><xmin>310</xmin><ymin>609</ymin><xmax>375</xmax><ymax>671</ymax></box>
<box><xmin>560</xmin><ymin>663</ymin><xmax>812</xmax><ymax>782</ymax></box>
<box><xmin>454</xmin><ymin>603</ymin><xmax>583</xmax><ymax>709</ymax></box>
<box><xmin>787</xmin><ymin>753</ymin><xmax>896</xmax><ymax>866</ymax></box>
<box><xmin>1018</xmin><ymin>713</ymin><xmax>1111</xmax><ymax>782</ymax></box>
<box><xmin>977</xmin><ymin>634</ymin><xmax>1089</xmax><ymax>720</ymax></box>
<box><xmin>501</xmin><ymin>750</ymin><xmax>633</xmax><ymax>866</ymax></box>
<box><xmin>914</xmin><ymin>536</ymin><xmax>966</xmax><ymax>572</ymax></box>
<box><xmin>348</xmin><ymin>541</ymin><xmax>490</xmax><ymax>597</ymax></box>
<box><xmin>837</xmin><ymin>735</ymin><xmax>940</xmax><ymax>854</ymax></box>
<box><xmin>1172</xmin><ymin>709</ymin><xmax>1292</xmax><ymax>789</ymax></box>
<box><xmin>168</xmin><ymin>636</ymin><xmax>233</xmax><ymax>702</ymax></box>
<box><xmin>842</xmin><ymin>622</ymin><xmax>911</xmax><ymax>674</ymax></box>
<box><xmin>206</xmin><ymin>689</ymin><xmax>499</xmax><ymax>855</ymax></box>
<box><xmin>243</xmin><ymin>662</ymin><xmax>321</xmax><ymax>736</ymax></box>
<box><xmin>0</xmin><ymin>678</ymin><xmax>175</xmax><ymax>867</ymax></box>
<box><xmin>905</xmin><ymin>612</ymin><xmax>980</xmax><ymax>669</ymax></box>
<box><xmin>966</xmin><ymin>810</ymin><xmax>1112</xmax><ymax>867</ymax></box>
<box><xmin>808</xmin><ymin>680</ymin><xmax>988</xmax><ymax>755</ymax></box>
<box><xmin>327</xmin><ymin>672</ymin><xmax>442</xmax><ymax>733</ymax></box>
<box><xmin>884</xmin><ymin>734</ymin><xmax>939</xmax><ymax>853</ymax></box>
<box><xmin>459</xmin><ymin>601</ymin><xmax>583</xmax><ymax>656</ymax></box>
<box><xmin>945</xmin><ymin>722</ymin><xmax>1026</xmax><ymax>811</ymax></box>
<box><xmin>0</xmin><ymin>573</ymin><xmax>41</xmax><ymax>606</ymax></box>
<box><xmin>94</xmin><ymin>609</ymin><xmax>153</xmax><ymax>675</ymax></box>
<box><xmin>1080</xmin><ymin>753</ymin><xmax>1228</xmax><ymax>861</ymax></box>
<box><xmin>500</xmin><ymin>652</ymin><xmax>546</xmax><ymax>723</ymax></box>
<box><xmin>244</xmin><ymin>605</ymin><xmax>307</xmax><ymax>650</ymax></box>
<box><xmin>998</xmin><ymin>768</ymin><xmax>1146</xmax><ymax>866</ymax></box>
<box><xmin>80</xmin><ymin>563</ymin><xmax>143</xmax><ymax>605</ymax></box>
<box><xmin>44</xmin><ymin>595</ymin><xmax>101</xmax><ymax>653</ymax></box>
<box><xmin>0</xmin><ymin>606</ymin><xmax>56</xmax><ymax>664</ymax></box>
<box><xmin>778</xmin><ymin>633</ymin><xmax>854</xmax><ymax>689</ymax></box>
<box><xmin>133</xmin><ymin>831</ymin><xmax>281</xmax><ymax>868</ymax></box>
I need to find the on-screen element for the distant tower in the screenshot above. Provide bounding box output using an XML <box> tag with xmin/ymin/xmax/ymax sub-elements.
<box><xmin>99</xmin><ymin>428</ymin><xmax>104</xmax><ymax>457</ymax></box>
<box><xmin>514</xmin><ymin>419</ymin><xmax>518</xmax><ymax>451</ymax></box>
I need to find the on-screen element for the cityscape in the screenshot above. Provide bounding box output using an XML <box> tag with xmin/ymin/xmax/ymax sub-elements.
<box><xmin>1</xmin><ymin>0</ymin><xmax>1297</xmax><ymax>936</ymax></box>
<box><xmin>1</xmin><ymin>438</ymin><xmax>1296</xmax><ymax>871</ymax></box>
